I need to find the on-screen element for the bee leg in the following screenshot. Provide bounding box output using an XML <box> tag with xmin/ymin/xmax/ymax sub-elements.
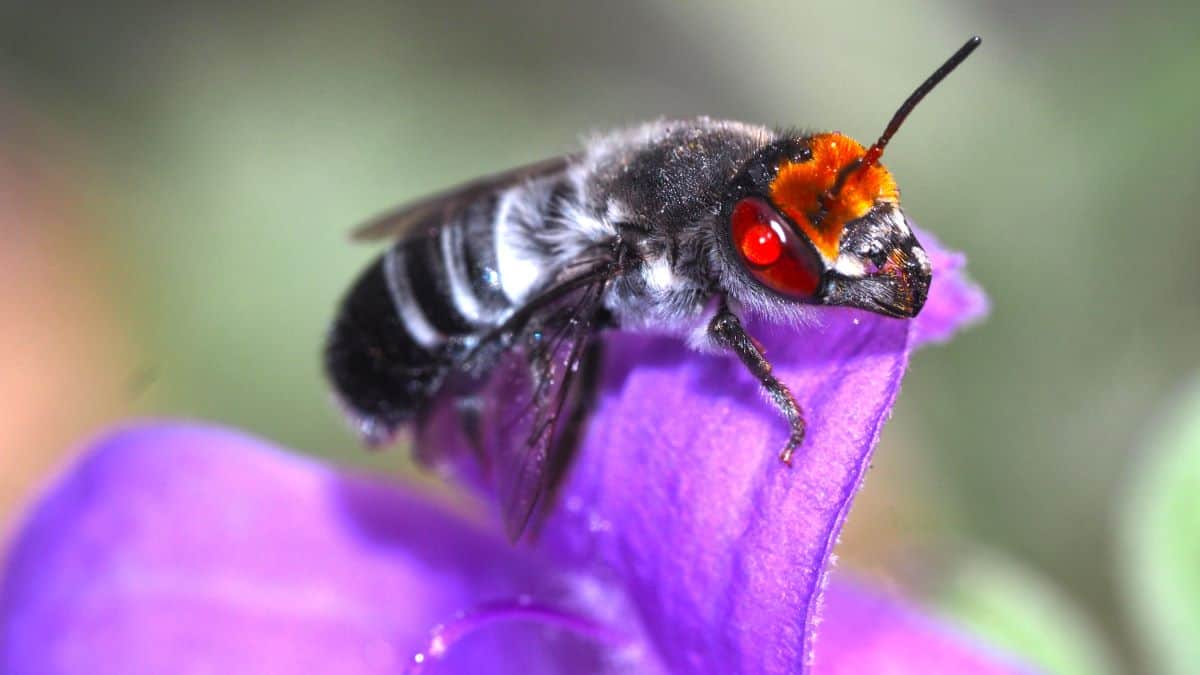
<box><xmin>708</xmin><ymin>305</ymin><xmax>806</xmax><ymax>466</ymax></box>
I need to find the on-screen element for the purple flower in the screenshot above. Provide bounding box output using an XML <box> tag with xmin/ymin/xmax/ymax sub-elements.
<box><xmin>0</xmin><ymin>229</ymin><xmax>1024</xmax><ymax>674</ymax></box>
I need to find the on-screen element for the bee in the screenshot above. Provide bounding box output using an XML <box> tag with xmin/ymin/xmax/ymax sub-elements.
<box><xmin>325</xmin><ymin>37</ymin><xmax>981</xmax><ymax>538</ymax></box>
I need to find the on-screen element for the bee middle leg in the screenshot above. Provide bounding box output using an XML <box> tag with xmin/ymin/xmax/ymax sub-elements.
<box><xmin>707</xmin><ymin>303</ymin><xmax>806</xmax><ymax>465</ymax></box>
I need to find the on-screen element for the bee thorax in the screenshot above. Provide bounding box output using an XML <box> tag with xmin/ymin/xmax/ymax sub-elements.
<box><xmin>603</xmin><ymin>254</ymin><xmax>710</xmax><ymax>334</ymax></box>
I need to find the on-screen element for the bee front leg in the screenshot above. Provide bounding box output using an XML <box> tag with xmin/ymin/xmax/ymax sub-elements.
<box><xmin>707</xmin><ymin>303</ymin><xmax>806</xmax><ymax>466</ymax></box>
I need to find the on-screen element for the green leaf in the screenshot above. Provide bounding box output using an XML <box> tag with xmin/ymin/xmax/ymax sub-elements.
<box><xmin>1119</xmin><ymin>380</ymin><xmax>1200</xmax><ymax>675</ymax></box>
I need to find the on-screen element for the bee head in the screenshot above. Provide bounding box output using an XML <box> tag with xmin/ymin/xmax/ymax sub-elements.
<box><xmin>716</xmin><ymin>35</ymin><xmax>980</xmax><ymax>320</ymax></box>
<box><xmin>720</xmin><ymin>133</ymin><xmax>929</xmax><ymax>318</ymax></box>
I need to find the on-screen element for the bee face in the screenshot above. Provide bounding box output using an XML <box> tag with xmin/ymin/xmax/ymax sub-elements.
<box><xmin>720</xmin><ymin>132</ymin><xmax>931</xmax><ymax>318</ymax></box>
<box><xmin>823</xmin><ymin>204</ymin><xmax>931</xmax><ymax>317</ymax></box>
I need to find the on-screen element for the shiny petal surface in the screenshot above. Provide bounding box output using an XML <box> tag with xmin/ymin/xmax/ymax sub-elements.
<box><xmin>0</xmin><ymin>424</ymin><xmax>631</xmax><ymax>675</ymax></box>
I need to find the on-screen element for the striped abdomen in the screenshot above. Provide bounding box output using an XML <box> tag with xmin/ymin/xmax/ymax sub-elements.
<box><xmin>324</xmin><ymin>194</ymin><xmax>518</xmax><ymax>444</ymax></box>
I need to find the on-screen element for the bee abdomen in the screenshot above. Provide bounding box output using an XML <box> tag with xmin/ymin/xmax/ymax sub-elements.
<box><xmin>324</xmin><ymin>255</ymin><xmax>445</xmax><ymax>444</ymax></box>
<box><xmin>325</xmin><ymin>198</ymin><xmax>517</xmax><ymax>443</ymax></box>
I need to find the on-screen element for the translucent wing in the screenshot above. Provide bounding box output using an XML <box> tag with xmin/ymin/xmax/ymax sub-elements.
<box><xmin>490</xmin><ymin>304</ymin><xmax>604</xmax><ymax>539</ymax></box>
<box><xmin>416</xmin><ymin>267</ymin><xmax>610</xmax><ymax>541</ymax></box>
<box><xmin>352</xmin><ymin>155</ymin><xmax>574</xmax><ymax>241</ymax></box>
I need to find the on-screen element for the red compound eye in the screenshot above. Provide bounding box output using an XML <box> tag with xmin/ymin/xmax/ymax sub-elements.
<box><xmin>739</xmin><ymin>223</ymin><xmax>782</xmax><ymax>266</ymax></box>
<box><xmin>730</xmin><ymin>197</ymin><xmax>824</xmax><ymax>299</ymax></box>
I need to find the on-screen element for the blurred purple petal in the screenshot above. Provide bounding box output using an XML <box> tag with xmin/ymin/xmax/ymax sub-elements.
<box><xmin>910</xmin><ymin>226</ymin><xmax>989</xmax><ymax>347</ymax></box>
<box><xmin>530</xmin><ymin>231</ymin><xmax>988</xmax><ymax>673</ymax></box>
<box><xmin>0</xmin><ymin>424</ymin><xmax>641</xmax><ymax>674</ymax></box>
<box><xmin>814</xmin><ymin>578</ymin><xmax>1033</xmax><ymax>675</ymax></box>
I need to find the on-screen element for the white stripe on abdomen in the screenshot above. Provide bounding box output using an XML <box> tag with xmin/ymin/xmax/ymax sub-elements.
<box><xmin>382</xmin><ymin>248</ymin><xmax>444</xmax><ymax>349</ymax></box>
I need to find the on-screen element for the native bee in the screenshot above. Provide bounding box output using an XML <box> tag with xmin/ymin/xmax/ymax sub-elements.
<box><xmin>325</xmin><ymin>37</ymin><xmax>981</xmax><ymax>538</ymax></box>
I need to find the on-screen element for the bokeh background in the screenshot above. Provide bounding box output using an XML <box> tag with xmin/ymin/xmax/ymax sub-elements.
<box><xmin>3</xmin><ymin>2</ymin><xmax>1199</xmax><ymax>672</ymax></box>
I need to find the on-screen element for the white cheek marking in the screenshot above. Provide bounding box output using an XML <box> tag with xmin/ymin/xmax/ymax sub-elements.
<box><xmin>834</xmin><ymin>256</ymin><xmax>866</xmax><ymax>277</ymax></box>
<box><xmin>495</xmin><ymin>188</ymin><xmax>544</xmax><ymax>303</ymax></box>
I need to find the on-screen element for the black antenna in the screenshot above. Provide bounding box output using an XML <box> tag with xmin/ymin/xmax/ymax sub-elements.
<box><xmin>822</xmin><ymin>36</ymin><xmax>982</xmax><ymax>209</ymax></box>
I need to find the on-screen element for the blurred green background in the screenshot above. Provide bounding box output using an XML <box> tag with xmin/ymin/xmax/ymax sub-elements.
<box><xmin>3</xmin><ymin>1</ymin><xmax>1199</xmax><ymax>672</ymax></box>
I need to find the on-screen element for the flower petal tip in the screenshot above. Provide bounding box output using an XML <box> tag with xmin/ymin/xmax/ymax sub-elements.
<box><xmin>912</xmin><ymin>226</ymin><xmax>989</xmax><ymax>347</ymax></box>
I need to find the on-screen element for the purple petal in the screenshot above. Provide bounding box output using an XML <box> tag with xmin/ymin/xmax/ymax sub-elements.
<box><xmin>814</xmin><ymin>578</ymin><xmax>1033</xmax><ymax>674</ymax></box>
<box><xmin>910</xmin><ymin>226</ymin><xmax>989</xmax><ymax>348</ymax></box>
<box><xmin>0</xmin><ymin>424</ymin><xmax>642</xmax><ymax>674</ymax></box>
<box><xmin>529</xmin><ymin>232</ymin><xmax>988</xmax><ymax>673</ymax></box>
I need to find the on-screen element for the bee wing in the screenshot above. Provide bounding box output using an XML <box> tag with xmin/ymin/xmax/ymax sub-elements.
<box><xmin>490</xmin><ymin>306</ymin><xmax>603</xmax><ymax>540</ymax></box>
<box><xmin>352</xmin><ymin>155</ymin><xmax>575</xmax><ymax>241</ymax></box>
<box><xmin>418</xmin><ymin>267</ymin><xmax>609</xmax><ymax>541</ymax></box>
